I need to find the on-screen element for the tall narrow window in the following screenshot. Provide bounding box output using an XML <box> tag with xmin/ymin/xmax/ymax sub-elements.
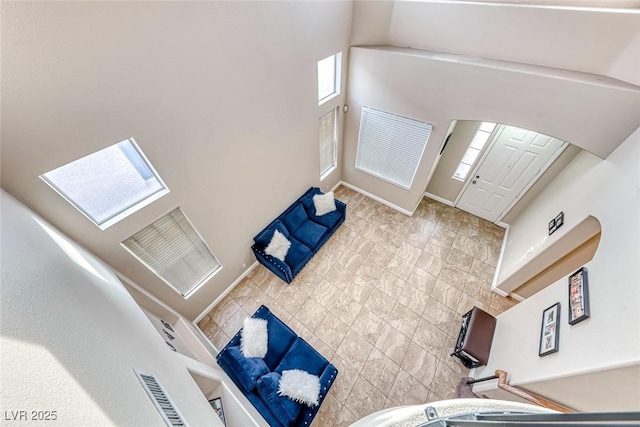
<box><xmin>355</xmin><ymin>107</ymin><xmax>432</xmax><ymax>190</ymax></box>
<box><xmin>453</xmin><ymin>122</ymin><xmax>497</xmax><ymax>181</ymax></box>
<box><xmin>317</xmin><ymin>52</ymin><xmax>342</xmax><ymax>105</ymax></box>
<box><xmin>122</xmin><ymin>208</ymin><xmax>221</xmax><ymax>298</ymax></box>
<box><xmin>319</xmin><ymin>108</ymin><xmax>338</xmax><ymax>179</ymax></box>
<box><xmin>41</xmin><ymin>138</ymin><xmax>169</xmax><ymax>229</ymax></box>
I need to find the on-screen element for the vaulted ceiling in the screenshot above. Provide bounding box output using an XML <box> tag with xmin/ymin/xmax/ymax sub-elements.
<box><xmin>2</xmin><ymin>1</ymin><xmax>639</xmax><ymax>319</ymax></box>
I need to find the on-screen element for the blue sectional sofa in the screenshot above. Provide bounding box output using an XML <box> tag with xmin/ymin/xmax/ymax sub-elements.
<box><xmin>252</xmin><ymin>187</ymin><xmax>346</xmax><ymax>283</ymax></box>
<box><xmin>217</xmin><ymin>305</ymin><xmax>338</xmax><ymax>427</ymax></box>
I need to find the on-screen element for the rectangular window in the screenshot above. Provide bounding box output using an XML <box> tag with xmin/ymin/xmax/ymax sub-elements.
<box><xmin>317</xmin><ymin>52</ymin><xmax>342</xmax><ymax>105</ymax></box>
<box><xmin>41</xmin><ymin>138</ymin><xmax>168</xmax><ymax>229</ymax></box>
<box><xmin>122</xmin><ymin>208</ymin><xmax>221</xmax><ymax>298</ymax></box>
<box><xmin>355</xmin><ymin>107</ymin><xmax>432</xmax><ymax>190</ymax></box>
<box><xmin>319</xmin><ymin>108</ymin><xmax>338</xmax><ymax>179</ymax></box>
<box><xmin>453</xmin><ymin>122</ymin><xmax>497</xmax><ymax>181</ymax></box>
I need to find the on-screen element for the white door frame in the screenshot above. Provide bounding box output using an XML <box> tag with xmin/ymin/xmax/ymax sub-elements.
<box><xmin>453</xmin><ymin>125</ymin><xmax>505</xmax><ymax>207</ymax></box>
<box><xmin>453</xmin><ymin>125</ymin><xmax>569</xmax><ymax>225</ymax></box>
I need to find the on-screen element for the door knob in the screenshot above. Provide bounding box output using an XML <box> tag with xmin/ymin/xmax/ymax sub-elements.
<box><xmin>476</xmin><ymin>175</ymin><xmax>480</xmax><ymax>179</ymax></box>
<box><xmin>472</xmin><ymin>180</ymin><xmax>477</xmax><ymax>184</ymax></box>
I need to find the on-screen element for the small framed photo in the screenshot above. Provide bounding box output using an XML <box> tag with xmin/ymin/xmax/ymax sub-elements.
<box><xmin>539</xmin><ymin>302</ymin><xmax>560</xmax><ymax>357</ymax></box>
<box><xmin>209</xmin><ymin>397</ymin><xmax>226</xmax><ymax>425</ymax></box>
<box><xmin>568</xmin><ymin>267</ymin><xmax>590</xmax><ymax>325</ymax></box>
<box><xmin>555</xmin><ymin>212</ymin><xmax>564</xmax><ymax>229</ymax></box>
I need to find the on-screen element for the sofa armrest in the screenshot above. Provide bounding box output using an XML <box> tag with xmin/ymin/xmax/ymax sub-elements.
<box><xmin>317</xmin><ymin>363</ymin><xmax>338</xmax><ymax>403</ymax></box>
<box><xmin>295</xmin><ymin>363</ymin><xmax>338</xmax><ymax>426</ymax></box>
<box><xmin>252</xmin><ymin>245</ymin><xmax>294</xmax><ymax>283</ymax></box>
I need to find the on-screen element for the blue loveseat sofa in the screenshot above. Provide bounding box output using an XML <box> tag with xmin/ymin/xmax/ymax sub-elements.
<box><xmin>217</xmin><ymin>305</ymin><xmax>338</xmax><ymax>427</ymax></box>
<box><xmin>252</xmin><ymin>187</ymin><xmax>346</xmax><ymax>283</ymax></box>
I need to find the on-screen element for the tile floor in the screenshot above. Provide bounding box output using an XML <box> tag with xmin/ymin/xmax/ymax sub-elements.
<box><xmin>198</xmin><ymin>186</ymin><xmax>518</xmax><ymax>426</ymax></box>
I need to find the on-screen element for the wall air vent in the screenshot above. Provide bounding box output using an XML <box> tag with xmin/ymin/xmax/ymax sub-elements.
<box><xmin>134</xmin><ymin>369</ymin><xmax>188</xmax><ymax>427</ymax></box>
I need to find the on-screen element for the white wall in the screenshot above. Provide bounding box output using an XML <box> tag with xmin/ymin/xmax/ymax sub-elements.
<box><xmin>522</xmin><ymin>364</ymin><xmax>640</xmax><ymax>412</ymax></box>
<box><xmin>350</xmin><ymin>0</ymin><xmax>394</xmax><ymax>45</ymax></box>
<box><xmin>351</xmin><ymin>0</ymin><xmax>640</xmax><ymax>86</ymax></box>
<box><xmin>0</xmin><ymin>191</ymin><xmax>224</xmax><ymax>426</ymax></box>
<box><xmin>426</xmin><ymin>120</ymin><xmax>481</xmax><ymax>204</ymax></box>
<box><xmin>342</xmin><ymin>46</ymin><xmax>640</xmax><ymax>213</ymax></box>
<box><xmin>0</xmin><ymin>1</ymin><xmax>353</xmax><ymax>319</ymax></box>
<box><xmin>497</xmin><ymin>153</ymin><xmax>600</xmax><ymax>288</ymax></box>
<box><xmin>474</xmin><ymin>127</ymin><xmax>640</xmax><ymax>411</ymax></box>
<box><xmin>501</xmin><ymin>145</ymin><xmax>581</xmax><ymax>224</ymax></box>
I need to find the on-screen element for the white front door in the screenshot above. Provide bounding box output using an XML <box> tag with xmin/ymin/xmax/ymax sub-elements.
<box><xmin>456</xmin><ymin>125</ymin><xmax>566</xmax><ymax>222</ymax></box>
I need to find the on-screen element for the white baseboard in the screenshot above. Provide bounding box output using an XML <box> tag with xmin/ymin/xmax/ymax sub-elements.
<box><xmin>338</xmin><ymin>181</ymin><xmax>413</xmax><ymax>216</ymax></box>
<box><xmin>329</xmin><ymin>181</ymin><xmax>342</xmax><ymax>193</ymax></box>
<box><xmin>423</xmin><ymin>192</ymin><xmax>455</xmax><ymax>207</ymax></box>
<box><xmin>496</xmin><ymin>221</ymin><xmax>509</xmax><ymax>229</ymax></box>
<box><xmin>491</xmin><ymin>286</ymin><xmax>509</xmax><ymax>297</ymax></box>
<box><xmin>193</xmin><ymin>261</ymin><xmax>259</xmax><ymax>324</ymax></box>
<box><xmin>491</xmin><ymin>224</ymin><xmax>510</xmax><ymax>296</ymax></box>
<box><xmin>510</xmin><ymin>293</ymin><xmax>525</xmax><ymax>302</ymax></box>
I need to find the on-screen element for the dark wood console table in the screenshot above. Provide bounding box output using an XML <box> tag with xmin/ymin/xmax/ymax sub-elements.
<box><xmin>451</xmin><ymin>306</ymin><xmax>496</xmax><ymax>368</ymax></box>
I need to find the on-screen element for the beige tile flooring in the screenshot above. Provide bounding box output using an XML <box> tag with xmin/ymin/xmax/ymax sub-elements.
<box><xmin>198</xmin><ymin>186</ymin><xmax>517</xmax><ymax>426</ymax></box>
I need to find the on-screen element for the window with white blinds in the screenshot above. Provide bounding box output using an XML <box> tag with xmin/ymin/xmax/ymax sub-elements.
<box><xmin>355</xmin><ymin>107</ymin><xmax>432</xmax><ymax>190</ymax></box>
<box><xmin>319</xmin><ymin>108</ymin><xmax>337</xmax><ymax>178</ymax></box>
<box><xmin>122</xmin><ymin>208</ymin><xmax>220</xmax><ymax>298</ymax></box>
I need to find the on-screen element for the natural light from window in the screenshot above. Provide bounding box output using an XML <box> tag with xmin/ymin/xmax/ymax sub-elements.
<box><xmin>41</xmin><ymin>138</ymin><xmax>169</xmax><ymax>229</ymax></box>
<box><xmin>356</xmin><ymin>107</ymin><xmax>432</xmax><ymax>190</ymax></box>
<box><xmin>453</xmin><ymin>122</ymin><xmax>496</xmax><ymax>181</ymax></box>
<box><xmin>319</xmin><ymin>108</ymin><xmax>338</xmax><ymax>179</ymax></box>
<box><xmin>318</xmin><ymin>52</ymin><xmax>342</xmax><ymax>105</ymax></box>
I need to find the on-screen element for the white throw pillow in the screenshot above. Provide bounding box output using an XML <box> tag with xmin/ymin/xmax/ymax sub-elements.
<box><xmin>278</xmin><ymin>369</ymin><xmax>321</xmax><ymax>407</ymax></box>
<box><xmin>240</xmin><ymin>317</ymin><xmax>268</xmax><ymax>358</ymax></box>
<box><xmin>313</xmin><ymin>192</ymin><xmax>336</xmax><ymax>216</ymax></box>
<box><xmin>264</xmin><ymin>229</ymin><xmax>291</xmax><ymax>261</ymax></box>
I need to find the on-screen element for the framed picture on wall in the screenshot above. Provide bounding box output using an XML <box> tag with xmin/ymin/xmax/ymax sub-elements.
<box><xmin>568</xmin><ymin>267</ymin><xmax>590</xmax><ymax>325</ymax></box>
<box><xmin>539</xmin><ymin>302</ymin><xmax>560</xmax><ymax>357</ymax></box>
<box><xmin>209</xmin><ymin>397</ymin><xmax>226</xmax><ymax>426</ymax></box>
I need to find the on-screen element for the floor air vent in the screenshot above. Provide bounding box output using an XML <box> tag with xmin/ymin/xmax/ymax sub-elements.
<box><xmin>134</xmin><ymin>369</ymin><xmax>188</xmax><ymax>426</ymax></box>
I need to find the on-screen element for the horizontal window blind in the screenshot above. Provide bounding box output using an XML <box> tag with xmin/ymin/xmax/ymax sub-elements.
<box><xmin>355</xmin><ymin>107</ymin><xmax>432</xmax><ymax>190</ymax></box>
<box><xmin>122</xmin><ymin>208</ymin><xmax>220</xmax><ymax>297</ymax></box>
<box><xmin>319</xmin><ymin>108</ymin><xmax>337</xmax><ymax>176</ymax></box>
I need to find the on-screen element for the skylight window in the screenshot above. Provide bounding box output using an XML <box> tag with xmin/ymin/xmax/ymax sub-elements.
<box><xmin>41</xmin><ymin>138</ymin><xmax>169</xmax><ymax>229</ymax></box>
<box><xmin>453</xmin><ymin>122</ymin><xmax>496</xmax><ymax>181</ymax></box>
<box><xmin>317</xmin><ymin>52</ymin><xmax>342</xmax><ymax>105</ymax></box>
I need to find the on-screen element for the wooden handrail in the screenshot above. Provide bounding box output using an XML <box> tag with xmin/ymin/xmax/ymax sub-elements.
<box><xmin>495</xmin><ymin>370</ymin><xmax>574</xmax><ymax>413</ymax></box>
